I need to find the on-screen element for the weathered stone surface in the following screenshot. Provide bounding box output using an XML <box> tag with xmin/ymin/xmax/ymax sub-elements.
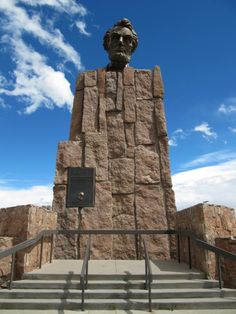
<box><xmin>215</xmin><ymin>238</ymin><xmax>236</xmax><ymax>288</ymax></box>
<box><xmin>116</xmin><ymin>72</ymin><xmax>123</xmax><ymax>111</ymax></box>
<box><xmin>158</xmin><ymin>136</ymin><xmax>172</xmax><ymax>187</ymax></box>
<box><xmin>52</xmin><ymin>185</ymin><xmax>78</xmax><ymax>259</ymax></box>
<box><xmin>123</xmin><ymin>67</ymin><xmax>135</xmax><ymax>86</ymax></box>
<box><xmin>112</xmin><ymin>194</ymin><xmax>135</xmax><ymax>217</ymax></box>
<box><xmin>85</xmin><ymin>132</ymin><xmax>108</xmax><ymax>181</ymax></box>
<box><xmin>75</xmin><ymin>72</ymin><xmax>84</xmax><ymax>91</ymax></box>
<box><xmin>164</xmin><ymin>188</ymin><xmax>176</xmax><ymax>230</ymax></box>
<box><xmin>113</xmin><ymin>214</ymin><xmax>136</xmax><ymax>259</ymax></box>
<box><xmin>112</xmin><ymin>194</ymin><xmax>136</xmax><ymax>258</ymax></box>
<box><xmin>97</xmin><ymin>68</ymin><xmax>106</xmax><ymax>95</ymax></box>
<box><xmin>135</xmin><ymin>185</ymin><xmax>170</xmax><ymax>259</ymax></box>
<box><xmin>106</xmin><ymin>71</ymin><xmax>117</xmax><ymax>111</ymax></box>
<box><xmin>135</xmin><ymin>145</ymin><xmax>160</xmax><ymax>184</ymax></box>
<box><xmin>69</xmin><ymin>89</ymin><xmax>83</xmax><ymax>140</ymax></box>
<box><xmin>124</xmin><ymin>86</ymin><xmax>136</xmax><ymax>122</ymax></box>
<box><xmin>54</xmin><ymin>141</ymin><xmax>82</xmax><ymax>185</ymax></box>
<box><xmin>110</xmin><ymin>158</ymin><xmax>134</xmax><ymax>194</ymax></box>
<box><xmin>0</xmin><ymin>207</ymin><xmax>28</xmax><ymax>239</ymax></box>
<box><xmin>135</xmin><ymin>185</ymin><xmax>167</xmax><ymax>229</ymax></box>
<box><xmin>0</xmin><ymin>205</ymin><xmax>57</xmax><ymax>277</ymax></box>
<box><xmin>135</xmin><ymin>100</ymin><xmax>155</xmax><ymax>145</ymax></box>
<box><xmin>154</xmin><ymin>98</ymin><xmax>167</xmax><ymax>137</ymax></box>
<box><xmin>175</xmin><ymin>204</ymin><xmax>236</xmax><ymax>279</ymax></box>
<box><xmin>80</xmin><ymin>182</ymin><xmax>113</xmax><ymax>259</ymax></box>
<box><xmin>107</xmin><ymin>112</ymin><xmax>126</xmax><ymax>158</ymax></box>
<box><xmin>84</xmin><ymin>70</ymin><xmax>97</xmax><ymax>87</ymax></box>
<box><xmin>153</xmin><ymin>66</ymin><xmax>164</xmax><ymax>98</ymax></box>
<box><xmin>82</xmin><ymin>86</ymin><xmax>98</xmax><ymax>133</ymax></box>
<box><xmin>135</xmin><ymin>70</ymin><xmax>152</xmax><ymax>99</ymax></box>
<box><xmin>98</xmin><ymin>96</ymin><xmax>107</xmax><ymax>132</ymax></box>
<box><xmin>124</xmin><ymin>123</ymin><xmax>135</xmax><ymax>157</ymax></box>
<box><xmin>0</xmin><ymin>237</ymin><xmax>14</xmax><ymax>278</ymax></box>
<box><xmin>164</xmin><ymin>188</ymin><xmax>177</xmax><ymax>258</ymax></box>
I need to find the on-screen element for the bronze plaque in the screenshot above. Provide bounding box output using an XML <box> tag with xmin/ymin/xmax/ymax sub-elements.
<box><xmin>66</xmin><ymin>167</ymin><xmax>95</xmax><ymax>208</ymax></box>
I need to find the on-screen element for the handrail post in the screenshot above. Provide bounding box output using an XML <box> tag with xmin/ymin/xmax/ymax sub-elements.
<box><xmin>216</xmin><ymin>254</ymin><xmax>222</xmax><ymax>289</ymax></box>
<box><xmin>85</xmin><ymin>235</ymin><xmax>91</xmax><ymax>288</ymax></box>
<box><xmin>50</xmin><ymin>234</ymin><xmax>54</xmax><ymax>263</ymax></box>
<box><xmin>81</xmin><ymin>277</ymin><xmax>85</xmax><ymax>311</ymax></box>
<box><xmin>145</xmin><ymin>254</ymin><xmax>147</xmax><ymax>289</ymax></box>
<box><xmin>9</xmin><ymin>252</ymin><xmax>16</xmax><ymax>290</ymax></box>
<box><xmin>187</xmin><ymin>236</ymin><xmax>192</xmax><ymax>269</ymax></box>
<box><xmin>177</xmin><ymin>233</ymin><xmax>180</xmax><ymax>263</ymax></box>
<box><xmin>143</xmin><ymin>239</ymin><xmax>152</xmax><ymax>312</ymax></box>
<box><xmin>148</xmin><ymin>272</ymin><xmax>152</xmax><ymax>312</ymax></box>
<box><xmin>80</xmin><ymin>235</ymin><xmax>91</xmax><ymax>311</ymax></box>
<box><xmin>39</xmin><ymin>235</ymin><xmax>44</xmax><ymax>269</ymax></box>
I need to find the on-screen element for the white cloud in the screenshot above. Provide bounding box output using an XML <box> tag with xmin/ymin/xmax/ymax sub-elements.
<box><xmin>168</xmin><ymin>128</ymin><xmax>186</xmax><ymax>147</ymax></box>
<box><xmin>0</xmin><ymin>0</ymin><xmax>90</xmax><ymax>113</ymax></box>
<box><xmin>76</xmin><ymin>20</ymin><xmax>91</xmax><ymax>36</ymax></box>
<box><xmin>218</xmin><ymin>98</ymin><xmax>236</xmax><ymax>114</ymax></box>
<box><xmin>172</xmin><ymin>159</ymin><xmax>236</xmax><ymax>210</ymax></box>
<box><xmin>229</xmin><ymin>127</ymin><xmax>236</xmax><ymax>133</ymax></box>
<box><xmin>0</xmin><ymin>1</ymin><xmax>83</xmax><ymax>69</ymax></box>
<box><xmin>194</xmin><ymin>122</ymin><xmax>217</xmax><ymax>141</ymax></box>
<box><xmin>181</xmin><ymin>150</ymin><xmax>236</xmax><ymax>169</ymax></box>
<box><xmin>18</xmin><ymin>0</ymin><xmax>88</xmax><ymax>16</ymax></box>
<box><xmin>0</xmin><ymin>185</ymin><xmax>53</xmax><ymax>208</ymax></box>
<box><xmin>0</xmin><ymin>74</ymin><xmax>9</xmax><ymax>88</ymax></box>
<box><xmin>218</xmin><ymin>103</ymin><xmax>236</xmax><ymax>114</ymax></box>
<box><xmin>0</xmin><ymin>37</ymin><xmax>74</xmax><ymax>113</ymax></box>
<box><xmin>0</xmin><ymin>98</ymin><xmax>8</xmax><ymax>108</ymax></box>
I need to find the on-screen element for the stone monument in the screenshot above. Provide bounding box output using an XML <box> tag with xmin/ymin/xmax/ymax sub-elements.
<box><xmin>52</xmin><ymin>19</ymin><xmax>176</xmax><ymax>260</ymax></box>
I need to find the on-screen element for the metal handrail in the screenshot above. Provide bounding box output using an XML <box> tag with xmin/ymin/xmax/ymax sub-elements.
<box><xmin>0</xmin><ymin>231</ymin><xmax>54</xmax><ymax>289</ymax></box>
<box><xmin>143</xmin><ymin>239</ymin><xmax>153</xmax><ymax>312</ymax></box>
<box><xmin>80</xmin><ymin>235</ymin><xmax>91</xmax><ymax>311</ymax></box>
<box><xmin>175</xmin><ymin>229</ymin><xmax>236</xmax><ymax>288</ymax></box>
<box><xmin>1</xmin><ymin>228</ymin><xmax>236</xmax><ymax>291</ymax></box>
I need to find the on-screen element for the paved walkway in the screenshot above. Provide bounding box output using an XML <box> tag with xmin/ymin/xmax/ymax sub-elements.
<box><xmin>26</xmin><ymin>259</ymin><xmax>203</xmax><ymax>277</ymax></box>
<box><xmin>1</xmin><ymin>309</ymin><xmax>236</xmax><ymax>314</ymax></box>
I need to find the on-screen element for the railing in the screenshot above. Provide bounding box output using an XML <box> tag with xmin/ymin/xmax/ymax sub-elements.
<box><xmin>0</xmin><ymin>230</ymin><xmax>54</xmax><ymax>289</ymax></box>
<box><xmin>0</xmin><ymin>228</ymin><xmax>236</xmax><ymax>301</ymax></box>
<box><xmin>176</xmin><ymin>229</ymin><xmax>236</xmax><ymax>288</ymax></box>
<box><xmin>80</xmin><ymin>235</ymin><xmax>91</xmax><ymax>311</ymax></box>
<box><xmin>143</xmin><ymin>239</ymin><xmax>153</xmax><ymax>312</ymax></box>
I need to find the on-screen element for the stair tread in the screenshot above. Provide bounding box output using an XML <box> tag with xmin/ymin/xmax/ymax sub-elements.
<box><xmin>0</xmin><ymin>287</ymin><xmax>229</xmax><ymax>292</ymax></box>
<box><xmin>12</xmin><ymin>278</ymin><xmax>217</xmax><ymax>283</ymax></box>
<box><xmin>1</xmin><ymin>297</ymin><xmax>236</xmax><ymax>303</ymax></box>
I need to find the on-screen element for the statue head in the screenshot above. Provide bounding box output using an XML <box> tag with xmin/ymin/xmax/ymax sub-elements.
<box><xmin>103</xmin><ymin>18</ymin><xmax>138</xmax><ymax>70</ymax></box>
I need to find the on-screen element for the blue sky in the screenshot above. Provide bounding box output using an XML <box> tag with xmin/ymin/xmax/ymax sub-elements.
<box><xmin>0</xmin><ymin>0</ymin><xmax>236</xmax><ymax>210</ymax></box>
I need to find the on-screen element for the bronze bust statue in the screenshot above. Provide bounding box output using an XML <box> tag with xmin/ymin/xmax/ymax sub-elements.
<box><xmin>103</xmin><ymin>18</ymin><xmax>138</xmax><ymax>71</ymax></box>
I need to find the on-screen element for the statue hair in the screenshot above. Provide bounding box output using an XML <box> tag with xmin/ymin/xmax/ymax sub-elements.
<box><xmin>103</xmin><ymin>18</ymin><xmax>138</xmax><ymax>53</ymax></box>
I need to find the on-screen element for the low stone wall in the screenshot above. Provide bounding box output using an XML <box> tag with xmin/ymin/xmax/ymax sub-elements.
<box><xmin>0</xmin><ymin>205</ymin><xmax>57</xmax><ymax>278</ymax></box>
<box><xmin>215</xmin><ymin>237</ymin><xmax>236</xmax><ymax>288</ymax></box>
<box><xmin>0</xmin><ymin>237</ymin><xmax>14</xmax><ymax>281</ymax></box>
<box><xmin>175</xmin><ymin>203</ymin><xmax>236</xmax><ymax>279</ymax></box>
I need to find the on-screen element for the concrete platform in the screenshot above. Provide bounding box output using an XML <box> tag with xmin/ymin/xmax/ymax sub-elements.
<box><xmin>1</xmin><ymin>309</ymin><xmax>236</xmax><ymax>313</ymax></box>
<box><xmin>25</xmin><ymin>259</ymin><xmax>203</xmax><ymax>277</ymax></box>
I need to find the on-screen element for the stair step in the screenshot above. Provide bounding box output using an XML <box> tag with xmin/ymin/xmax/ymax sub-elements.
<box><xmin>22</xmin><ymin>272</ymin><xmax>205</xmax><ymax>281</ymax></box>
<box><xmin>0</xmin><ymin>288</ymin><xmax>235</xmax><ymax>299</ymax></box>
<box><xmin>10</xmin><ymin>278</ymin><xmax>219</xmax><ymax>290</ymax></box>
<box><xmin>0</xmin><ymin>297</ymin><xmax>236</xmax><ymax>310</ymax></box>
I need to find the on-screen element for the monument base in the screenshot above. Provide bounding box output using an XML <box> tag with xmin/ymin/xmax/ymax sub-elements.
<box><xmin>52</xmin><ymin>67</ymin><xmax>177</xmax><ymax>259</ymax></box>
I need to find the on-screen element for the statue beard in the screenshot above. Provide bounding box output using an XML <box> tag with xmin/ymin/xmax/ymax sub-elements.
<box><xmin>109</xmin><ymin>51</ymin><xmax>131</xmax><ymax>66</ymax></box>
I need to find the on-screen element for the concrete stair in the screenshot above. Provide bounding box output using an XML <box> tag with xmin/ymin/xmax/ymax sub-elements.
<box><xmin>0</xmin><ymin>260</ymin><xmax>236</xmax><ymax>311</ymax></box>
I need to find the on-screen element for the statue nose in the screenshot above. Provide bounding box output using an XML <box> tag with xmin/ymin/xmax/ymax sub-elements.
<box><xmin>119</xmin><ymin>36</ymin><xmax>124</xmax><ymax>44</ymax></box>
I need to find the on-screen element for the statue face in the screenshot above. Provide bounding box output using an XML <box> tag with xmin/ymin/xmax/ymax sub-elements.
<box><xmin>107</xmin><ymin>27</ymin><xmax>133</xmax><ymax>67</ymax></box>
